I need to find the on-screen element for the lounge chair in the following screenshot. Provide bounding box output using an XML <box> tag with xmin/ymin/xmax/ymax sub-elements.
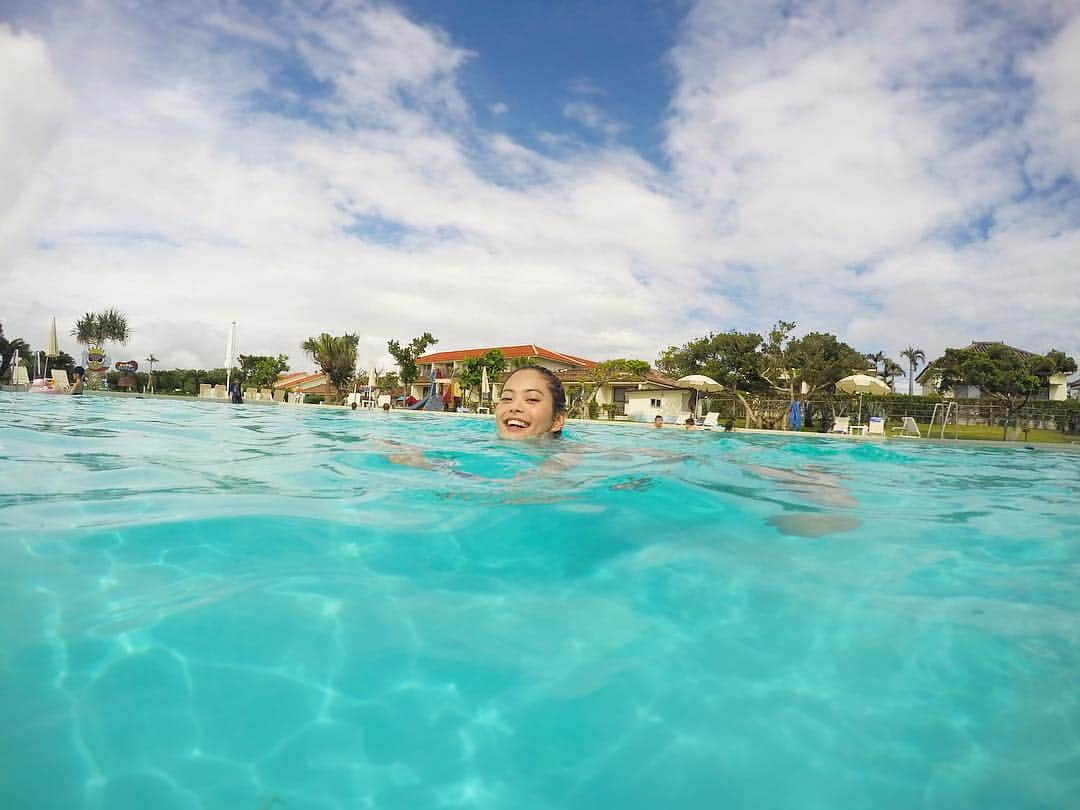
<box><xmin>891</xmin><ymin>416</ymin><xmax>921</xmax><ymax>438</ymax></box>
<box><xmin>675</xmin><ymin>411</ymin><xmax>692</xmax><ymax>426</ymax></box>
<box><xmin>831</xmin><ymin>416</ymin><xmax>851</xmax><ymax>434</ymax></box>
<box><xmin>377</xmin><ymin>394</ymin><xmax>391</xmax><ymax>408</ymax></box>
<box><xmin>700</xmin><ymin>412</ymin><xmax>720</xmax><ymax>429</ymax></box>
<box><xmin>258</xmin><ymin>388</ymin><xmax>271</xmax><ymax>401</ymax></box>
<box><xmin>198</xmin><ymin>383</ymin><xmax>212</xmax><ymax>398</ymax></box>
<box><xmin>272</xmin><ymin>389</ymin><xmax>285</xmax><ymax>403</ymax></box>
<box><xmin>52</xmin><ymin>369</ymin><xmax>71</xmax><ymax>392</ymax></box>
<box><xmin>244</xmin><ymin>387</ymin><xmax>257</xmax><ymax>401</ymax></box>
<box><xmin>867</xmin><ymin>417</ymin><xmax>886</xmax><ymax>436</ymax></box>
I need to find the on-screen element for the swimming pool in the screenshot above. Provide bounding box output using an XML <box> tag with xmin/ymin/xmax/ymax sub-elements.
<box><xmin>2</xmin><ymin>393</ymin><xmax>1078</xmax><ymax>809</ymax></box>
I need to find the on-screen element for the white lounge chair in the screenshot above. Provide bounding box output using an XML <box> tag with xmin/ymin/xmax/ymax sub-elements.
<box><xmin>377</xmin><ymin>394</ymin><xmax>392</xmax><ymax>409</ymax></box>
<box><xmin>831</xmin><ymin>416</ymin><xmax>851</xmax><ymax>434</ymax></box>
<box><xmin>244</xmin><ymin>387</ymin><xmax>258</xmax><ymax>401</ymax></box>
<box><xmin>52</xmin><ymin>369</ymin><xmax>71</xmax><ymax>392</ymax></box>
<box><xmin>675</xmin><ymin>411</ymin><xmax>692</xmax><ymax>426</ymax></box>
<box><xmin>867</xmin><ymin>417</ymin><xmax>886</xmax><ymax>436</ymax></box>
<box><xmin>13</xmin><ymin>365</ymin><xmax>30</xmax><ymax>385</ymax></box>
<box><xmin>891</xmin><ymin>416</ymin><xmax>921</xmax><ymax>438</ymax></box>
<box><xmin>700</xmin><ymin>412</ymin><xmax>720</xmax><ymax>429</ymax></box>
<box><xmin>272</xmin><ymin>389</ymin><xmax>286</xmax><ymax>403</ymax></box>
<box><xmin>198</xmin><ymin>383</ymin><xmax>212</xmax><ymax>398</ymax></box>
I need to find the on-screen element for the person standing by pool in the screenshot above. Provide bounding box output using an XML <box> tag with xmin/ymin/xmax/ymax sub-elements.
<box><xmin>495</xmin><ymin>366</ymin><xmax>566</xmax><ymax>440</ymax></box>
<box><xmin>69</xmin><ymin>366</ymin><xmax>85</xmax><ymax>395</ymax></box>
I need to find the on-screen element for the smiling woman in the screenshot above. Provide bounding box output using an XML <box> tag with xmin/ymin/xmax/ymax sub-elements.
<box><xmin>494</xmin><ymin>365</ymin><xmax>567</xmax><ymax>440</ymax></box>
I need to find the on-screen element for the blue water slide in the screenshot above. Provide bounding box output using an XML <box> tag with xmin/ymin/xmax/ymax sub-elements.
<box><xmin>407</xmin><ymin>368</ymin><xmax>441</xmax><ymax>410</ymax></box>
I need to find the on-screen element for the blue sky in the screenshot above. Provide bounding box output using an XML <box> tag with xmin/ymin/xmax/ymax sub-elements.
<box><xmin>1</xmin><ymin>0</ymin><xmax>1078</xmax><ymax>377</ymax></box>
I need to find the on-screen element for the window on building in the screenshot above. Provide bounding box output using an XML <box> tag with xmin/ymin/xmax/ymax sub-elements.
<box><xmin>650</xmin><ymin>398</ymin><xmax>661</xmax><ymax>408</ymax></box>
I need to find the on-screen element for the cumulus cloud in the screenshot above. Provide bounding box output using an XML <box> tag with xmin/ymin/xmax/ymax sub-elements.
<box><xmin>1</xmin><ymin>0</ymin><xmax>1078</xmax><ymax>378</ymax></box>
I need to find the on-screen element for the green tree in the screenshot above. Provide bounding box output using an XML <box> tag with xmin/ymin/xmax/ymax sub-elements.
<box><xmin>762</xmin><ymin>323</ymin><xmax>866</xmax><ymax>425</ymax></box>
<box><xmin>657</xmin><ymin>330</ymin><xmax>769</xmax><ymax>423</ymax></box>
<box><xmin>0</xmin><ymin>323</ymin><xmax>31</xmax><ymax>382</ymax></box>
<box><xmin>900</xmin><ymin>346</ymin><xmax>925</xmax><ymax>397</ymax></box>
<box><xmin>71</xmin><ymin>308</ymin><xmax>130</xmax><ymax>346</ymax></box>
<box><xmin>933</xmin><ymin>343</ymin><xmax>1077</xmax><ymax>439</ymax></box>
<box><xmin>387</xmin><ymin>332</ymin><xmax>438</xmax><ymax>394</ymax></box>
<box><xmin>301</xmin><ymin>334</ymin><xmax>358</xmax><ymax>404</ymax></box>
<box><xmin>457</xmin><ymin>349</ymin><xmax>506</xmax><ymax>407</ymax></box>
<box><xmin>239</xmin><ymin>353</ymin><xmax>290</xmax><ymax>389</ymax></box>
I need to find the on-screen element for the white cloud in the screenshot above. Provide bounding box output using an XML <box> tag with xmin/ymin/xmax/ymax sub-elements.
<box><xmin>2</xmin><ymin>0</ymin><xmax>1078</xmax><ymax>378</ymax></box>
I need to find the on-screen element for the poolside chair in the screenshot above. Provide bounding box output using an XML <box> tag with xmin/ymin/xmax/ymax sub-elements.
<box><xmin>13</xmin><ymin>365</ymin><xmax>30</xmax><ymax>385</ymax></box>
<box><xmin>675</xmin><ymin>411</ymin><xmax>692</xmax><ymax>426</ymax></box>
<box><xmin>377</xmin><ymin>394</ymin><xmax>391</xmax><ymax>409</ymax></box>
<box><xmin>700</xmin><ymin>412</ymin><xmax>720</xmax><ymax>429</ymax></box>
<box><xmin>52</xmin><ymin>369</ymin><xmax>71</xmax><ymax>392</ymax></box>
<box><xmin>867</xmin><ymin>417</ymin><xmax>886</xmax><ymax>437</ymax></box>
<box><xmin>257</xmin><ymin>388</ymin><xmax>271</xmax><ymax>401</ymax></box>
<box><xmin>244</xmin><ymin>387</ymin><xmax>257</xmax><ymax>401</ymax></box>
<box><xmin>272</xmin><ymin>389</ymin><xmax>285</xmax><ymax>403</ymax></box>
<box><xmin>891</xmin><ymin>416</ymin><xmax>921</xmax><ymax>438</ymax></box>
<box><xmin>198</xmin><ymin>383</ymin><xmax>212</xmax><ymax>398</ymax></box>
<box><xmin>831</xmin><ymin>416</ymin><xmax>851</xmax><ymax>434</ymax></box>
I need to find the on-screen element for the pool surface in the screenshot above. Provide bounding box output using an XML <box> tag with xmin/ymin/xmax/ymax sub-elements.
<box><xmin>2</xmin><ymin>393</ymin><xmax>1078</xmax><ymax>809</ymax></box>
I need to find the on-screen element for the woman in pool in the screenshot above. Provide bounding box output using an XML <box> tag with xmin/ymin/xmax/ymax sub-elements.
<box><xmin>495</xmin><ymin>365</ymin><xmax>567</xmax><ymax>440</ymax></box>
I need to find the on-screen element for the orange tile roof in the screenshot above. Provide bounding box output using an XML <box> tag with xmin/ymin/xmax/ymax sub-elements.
<box><xmin>417</xmin><ymin>344</ymin><xmax>596</xmax><ymax>368</ymax></box>
<box><xmin>273</xmin><ymin>371</ymin><xmax>326</xmax><ymax>389</ymax></box>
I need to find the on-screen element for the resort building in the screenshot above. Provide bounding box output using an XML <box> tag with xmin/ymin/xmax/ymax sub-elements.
<box><xmin>555</xmin><ymin>368</ymin><xmax>688</xmax><ymax>419</ymax></box>
<box><xmin>411</xmin><ymin>344</ymin><xmax>597</xmax><ymax>405</ymax></box>
<box><xmin>917</xmin><ymin>341</ymin><xmax>1071</xmax><ymax>401</ymax></box>
<box><xmin>274</xmin><ymin>371</ymin><xmax>333</xmax><ymax>398</ymax></box>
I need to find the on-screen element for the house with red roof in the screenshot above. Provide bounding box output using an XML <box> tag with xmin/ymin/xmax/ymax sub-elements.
<box><xmin>411</xmin><ymin>344</ymin><xmax>597</xmax><ymax>406</ymax></box>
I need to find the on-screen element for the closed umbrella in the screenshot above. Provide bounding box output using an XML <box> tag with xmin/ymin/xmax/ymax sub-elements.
<box><xmin>225</xmin><ymin>321</ymin><xmax>237</xmax><ymax>391</ymax></box>
<box><xmin>481</xmin><ymin>365</ymin><xmax>489</xmax><ymax>408</ymax></box>
<box><xmin>676</xmin><ymin>374</ymin><xmax>724</xmax><ymax>417</ymax></box>
<box><xmin>836</xmin><ymin>373</ymin><xmax>890</xmax><ymax>424</ymax></box>
<box><xmin>45</xmin><ymin>317</ymin><xmax>59</xmax><ymax>376</ymax></box>
<box><xmin>368</xmin><ymin>361</ymin><xmax>377</xmax><ymax>398</ymax></box>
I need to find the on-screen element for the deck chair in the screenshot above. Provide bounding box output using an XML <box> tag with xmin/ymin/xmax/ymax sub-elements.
<box><xmin>831</xmin><ymin>416</ymin><xmax>851</xmax><ymax>434</ymax></box>
<box><xmin>198</xmin><ymin>383</ymin><xmax>212</xmax><ymax>398</ymax></box>
<box><xmin>52</xmin><ymin>369</ymin><xmax>71</xmax><ymax>391</ymax></box>
<box><xmin>867</xmin><ymin>417</ymin><xmax>886</xmax><ymax>436</ymax></box>
<box><xmin>675</xmin><ymin>411</ymin><xmax>692</xmax><ymax>426</ymax></box>
<box><xmin>891</xmin><ymin>416</ymin><xmax>921</xmax><ymax>437</ymax></box>
<box><xmin>258</xmin><ymin>388</ymin><xmax>271</xmax><ymax>401</ymax></box>
<box><xmin>700</xmin><ymin>412</ymin><xmax>720</xmax><ymax>429</ymax></box>
<box><xmin>13</xmin><ymin>365</ymin><xmax>31</xmax><ymax>385</ymax></box>
<box><xmin>244</xmin><ymin>387</ymin><xmax>257</xmax><ymax>401</ymax></box>
<box><xmin>272</xmin><ymin>389</ymin><xmax>285</xmax><ymax>403</ymax></box>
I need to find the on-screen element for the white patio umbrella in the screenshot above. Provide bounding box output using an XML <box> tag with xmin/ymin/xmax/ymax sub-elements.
<box><xmin>368</xmin><ymin>361</ymin><xmax>377</xmax><ymax>397</ymax></box>
<box><xmin>225</xmin><ymin>321</ymin><xmax>237</xmax><ymax>391</ymax></box>
<box><xmin>46</xmin><ymin>316</ymin><xmax>58</xmax><ymax>364</ymax></box>
<box><xmin>481</xmin><ymin>365</ymin><xmax>489</xmax><ymax>408</ymax></box>
<box><xmin>677</xmin><ymin>374</ymin><xmax>725</xmax><ymax>417</ymax></box>
<box><xmin>836</xmin><ymin>373</ymin><xmax>890</xmax><ymax>424</ymax></box>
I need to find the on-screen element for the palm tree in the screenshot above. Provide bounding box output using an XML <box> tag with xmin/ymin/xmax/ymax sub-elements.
<box><xmin>882</xmin><ymin>358</ymin><xmax>905</xmax><ymax>389</ymax></box>
<box><xmin>302</xmin><ymin>333</ymin><xmax>358</xmax><ymax>404</ymax></box>
<box><xmin>145</xmin><ymin>354</ymin><xmax>159</xmax><ymax>393</ymax></box>
<box><xmin>900</xmin><ymin>347</ymin><xmax>926</xmax><ymax>397</ymax></box>
<box><xmin>0</xmin><ymin>323</ymin><xmax>29</xmax><ymax>382</ymax></box>
<box><xmin>72</xmin><ymin>308</ymin><xmax>130</xmax><ymax>347</ymax></box>
<box><xmin>70</xmin><ymin>308</ymin><xmax>130</xmax><ymax>388</ymax></box>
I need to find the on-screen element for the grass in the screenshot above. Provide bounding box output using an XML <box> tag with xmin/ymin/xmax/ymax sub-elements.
<box><xmin>722</xmin><ymin>417</ymin><xmax>1077</xmax><ymax>443</ymax></box>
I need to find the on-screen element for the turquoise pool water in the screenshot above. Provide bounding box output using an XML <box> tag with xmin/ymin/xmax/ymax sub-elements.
<box><xmin>2</xmin><ymin>393</ymin><xmax>1078</xmax><ymax>810</ymax></box>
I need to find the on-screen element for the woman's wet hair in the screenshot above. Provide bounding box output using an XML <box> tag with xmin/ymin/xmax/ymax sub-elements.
<box><xmin>504</xmin><ymin>365</ymin><xmax>567</xmax><ymax>436</ymax></box>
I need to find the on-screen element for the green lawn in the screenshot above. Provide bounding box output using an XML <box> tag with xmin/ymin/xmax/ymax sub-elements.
<box><xmin>727</xmin><ymin>418</ymin><xmax>1077</xmax><ymax>443</ymax></box>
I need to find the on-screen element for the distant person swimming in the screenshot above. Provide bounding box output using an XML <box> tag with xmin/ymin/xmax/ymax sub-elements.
<box><xmin>69</xmin><ymin>366</ymin><xmax>85</xmax><ymax>395</ymax></box>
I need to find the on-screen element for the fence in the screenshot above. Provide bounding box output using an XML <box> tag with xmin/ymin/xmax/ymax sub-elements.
<box><xmin>694</xmin><ymin>394</ymin><xmax>1080</xmax><ymax>435</ymax></box>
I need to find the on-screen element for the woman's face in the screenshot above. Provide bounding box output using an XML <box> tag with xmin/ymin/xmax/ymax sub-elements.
<box><xmin>495</xmin><ymin>369</ymin><xmax>566</xmax><ymax>440</ymax></box>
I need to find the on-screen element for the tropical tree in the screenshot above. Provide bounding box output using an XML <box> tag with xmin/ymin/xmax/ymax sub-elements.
<box><xmin>457</xmin><ymin>349</ymin><xmax>506</xmax><ymax>407</ymax></box>
<box><xmin>71</xmin><ymin>308</ymin><xmax>130</xmax><ymax>347</ymax></box>
<box><xmin>881</xmin><ymin>358</ymin><xmax>905</xmax><ymax>389</ymax></box>
<box><xmin>0</xmin><ymin>323</ymin><xmax>30</xmax><ymax>382</ymax></box>
<box><xmin>301</xmin><ymin>334</ymin><xmax>358</xmax><ymax>404</ymax></box>
<box><xmin>900</xmin><ymin>346</ymin><xmax>925</xmax><ymax>397</ymax></box>
<box><xmin>387</xmin><ymin>332</ymin><xmax>438</xmax><ymax>395</ymax></box>
<box><xmin>238</xmin><ymin>353</ymin><xmax>290</xmax><ymax>389</ymax></box>
<box><xmin>932</xmin><ymin>343</ymin><xmax>1077</xmax><ymax>439</ymax></box>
